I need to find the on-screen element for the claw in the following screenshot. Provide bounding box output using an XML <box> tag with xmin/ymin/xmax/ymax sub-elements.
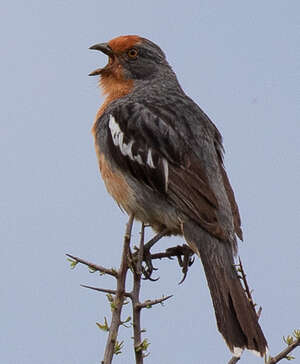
<box><xmin>178</xmin><ymin>254</ymin><xmax>189</xmax><ymax>284</ymax></box>
<box><xmin>138</xmin><ymin>228</ymin><xmax>168</xmax><ymax>280</ymax></box>
<box><xmin>176</xmin><ymin>254</ymin><xmax>183</xmax><ymax>267</ymax></box>
<box><xmin>142</xmin><ymin>244</ymin><xmax>155</xmax><ymax>278</ymax></box>
<box><xmin>173</xmin><ymin>245</ymin><xmax>195</xmax><ymax>284</ymax></box>
<box><xmin>142</xmin><ymin>274</ymin><xmax>160</xmax><ymax>282</ymax></box>
<box><xmin>178</xmin><ymin>270</ymin><xmax>188</xmax><ymax>285</ymax></box>
<box><xmin>141</xmin><ymin>264</ymin><xmax>159</xmax><ymax>281</ymax></box>
<box><xmin>188</xmin><ymin>256</ymin><xmax>195</xmax><ymax>267</ymax></box>
<box><xmin>134</xmin><ymin>232</ymin><xmax>195</xmax><ymax>282</ymax></box>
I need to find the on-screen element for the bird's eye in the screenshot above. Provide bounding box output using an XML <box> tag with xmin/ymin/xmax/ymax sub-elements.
<box><xmin>127</xmin><ymin>48</ymin><xmax>138</xmax><ymax>59</ymax></box>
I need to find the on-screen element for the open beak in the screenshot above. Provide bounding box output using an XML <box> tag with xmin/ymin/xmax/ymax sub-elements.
<box><xmin>89</xmin><ymin>43</ymin><xmax>114</xmax><ymax>76</ymax></box>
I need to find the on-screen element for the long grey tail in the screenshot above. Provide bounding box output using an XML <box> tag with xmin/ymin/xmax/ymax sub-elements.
<box><xmin>183</xmin><ymin>220</ymin><xmax>268</xmax><ymax>357</ymax></box>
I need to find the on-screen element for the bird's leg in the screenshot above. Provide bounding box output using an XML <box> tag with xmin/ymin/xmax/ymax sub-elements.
<box><xmin>140</xmin><ymin>228</ymin><xmax>169</xmax><ymax>280</ymax></box>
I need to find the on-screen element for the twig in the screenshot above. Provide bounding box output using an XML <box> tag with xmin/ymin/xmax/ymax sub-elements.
<box><xmin>102</xmin><ymin>214</ymin><xmax>134</xmax><ymax>364</ymax></box>
<box><xmin>267</xmin><ymin>337</ymin><xmax>300</xmax><ymax>364</ymax></box>
<box><xmin>136</xmin><ymin>223</ymin><xmax>144</xmax><ymax>275</ymax></box>
<box><xmin>130</xmin><ymin>225</ymin><xmax>174</xmax><ymax>361</ymax></box>
<box><xmin>227</xmin><ymin>334</ymin><xmax>300</xmax><ymax>364</ymax></box>
<box><xmin>227</xmin><ymin>356</ymin><xmax>240</xmax><ymax>364</ymax></box>
<box><xmin>66</xmin><ymin>254</ymin><xmax>118</xmax><ymax>278</ymax></box>
<box><xmin>132</xmin><ymin>223</ymin><xmax>145</xmax><ymax>364</ymax></box>
<box><xmin>238</xmin><ymin>257</ymin><xmax>256</xmax><ymax>311</ymax></box>
<box><xmin>80</xmin><ymin>284</ymin><xmax>131</xmax><ymax>298</ymax></box>
<box><xmin>68</xmin><ymin>224</ymin><xmax>299</xmax><ymax>364</ymax></box>
<box><xmin>137</xmin><ymin>295</ymin><xmax>173</xmax><ymax>309</ymax></box>
<box><xmin>238</xmin><ymin>257</ymin><xmax>264</xmax><ymax>319</ymax></box>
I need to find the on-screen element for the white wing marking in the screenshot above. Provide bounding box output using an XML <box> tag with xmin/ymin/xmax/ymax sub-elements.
<box><xmin>109</xmin><ymin>115</ymin><xmax>144</xmax><ymax>165</ymax></box>
<box><xmin>109</xmin><ymin>114</ymin><xmax>122</xmax><ymax>145</ymax></box>
<box><xmin>125</xmin><ymin>140</ymin><xmax>134</xmax><ymax>160</ymax></box>
<box><xmin>109</xmin><ymin>115</ymin><xmax>169</xmax><ymax>186</ymax></box>
<box><xmin>147</xmin><ymin>148</ymin><xmax>155</xmax><ymax>168</ymax></box>
<box><xmin>162</xmin><ymin>158</ymin><xmax>169</xmax><ymax>192</ymax></box>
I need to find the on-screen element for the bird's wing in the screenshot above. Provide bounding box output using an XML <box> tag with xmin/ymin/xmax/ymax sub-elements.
<box><xmin>98</xmin><ymin>102</ymin><xmax>240</xmax><ymax>241</ymax></box>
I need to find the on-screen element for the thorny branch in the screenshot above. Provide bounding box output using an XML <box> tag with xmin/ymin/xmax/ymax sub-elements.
<box><xmin>226</xmin><ymin>257</ymin><xmax>300</xmax><ymax>364</ymax></box>
<box><xmin>68</xmin><ymin>223</ymin><xmax>300</xmax><ymax>364</ymax></box>
<box><xmin>66</xmin><ymin>253</ymin><xmax>118</xmax><ymax>278</ymax></box>
<box><xmin>102</xmin><ymin>214</ymin><xmax>134</xmax><ymax>364</ymax></box>
<box><xmin>227</xmin><ymin>258</ymin><xmax>259</xmax><ymax>364</ymax></box>
<box><xmin>267</xmin><ymin>335</ymin><xmax>300</xmax><ymax>364</ymax></box>
<box><xmin>81</xmin><ymin>284</ymin><xmax>131</xmax><ymax>298</ymax></box>
<box><xmin>129</xmin><ymin>224</ymin><xmax>173</xmax><ymax>363</ymax></box>
<box><xmin>226</xmin><ymin>334</ymin><xmax>300</xmax><ymax>364</ymax></box>
<box><xmin>136</xmin><ymin>295</ymin><xmax>173</xmax><ymax>309</ymax></box>
<box><xmin>131</xmin><ymin>223</ymin><xmax>145</xmax><ymax>364</ymax></box>
<box><xmin>67</xmin><ymin>219</ymin><xmax>175</xmax><ymax>363</ymax></box>
<box><xmin>237</xmin><ymin>257</ymin><xmax>262</xmax><ymax>318</ymax></box>
<box><xmin>227</xmin><ymin>356</ymin><xmax>240</xmax><ymax>364</ymax></box>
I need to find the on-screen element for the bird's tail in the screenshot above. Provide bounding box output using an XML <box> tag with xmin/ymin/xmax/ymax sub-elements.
<box><xmin>183</xmin><ymin>220</ymin><xmax>268</xmax><ymax>357</ymax></box>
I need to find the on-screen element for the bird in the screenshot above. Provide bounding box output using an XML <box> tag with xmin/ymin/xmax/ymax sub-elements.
<box><xmin>89</xmin><ymin>35</ymin><xmax>268</xmax><ymax>357</ymax></box>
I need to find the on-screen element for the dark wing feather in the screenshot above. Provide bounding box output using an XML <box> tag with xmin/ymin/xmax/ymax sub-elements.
<box><xmin>168</xmin><ymin>162</ymin><xmax>227</xmax><ymax>240</ymax></box>
<box><xmin>105</xmin><ymin>102</ymin><xmax>182</xmax><ymax>194</ymax></box>
<box><xmin>213</xmin><ymin>127</ymin><xmax>243</xmax><ymax>240</ymax></box>
<box><xmin>99</xmin><ymin>102</ymin><xmax>240</xmax><ymax>241</ymax></box>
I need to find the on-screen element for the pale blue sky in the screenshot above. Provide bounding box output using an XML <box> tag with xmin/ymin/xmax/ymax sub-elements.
<box><xmin>1</xmin><ymin>1</ymin><xmax>299</xmax><ymax>364</ymax></box>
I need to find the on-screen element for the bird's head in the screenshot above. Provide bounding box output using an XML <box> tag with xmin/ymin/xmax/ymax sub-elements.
<box><xmin>89</xmin><ymin>35</ymin><xmax>169</xmax><ymax>96</ymax></box>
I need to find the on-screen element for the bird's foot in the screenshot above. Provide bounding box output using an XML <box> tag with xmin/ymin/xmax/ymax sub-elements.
<box><xmin>133</xmin><ymin>228</ymin><xmax>168</xmax><ymax>281</ymax></box>
<box><xmin>165</xmin><ymin>245</ymin><xmax>195</xmax><ymax>284</ymax></box>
